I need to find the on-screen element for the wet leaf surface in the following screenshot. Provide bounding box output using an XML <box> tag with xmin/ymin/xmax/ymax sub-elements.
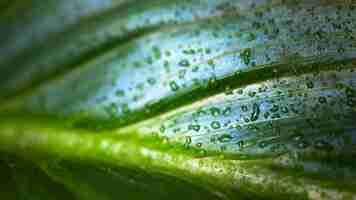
<box><xmin>1</xmin><ymin>1</ymin><xmax>356</xmax><ymax>199</ymax></box>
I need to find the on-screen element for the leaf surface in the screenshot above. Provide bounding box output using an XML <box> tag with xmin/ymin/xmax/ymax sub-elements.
<box><xmin>1</xmin><ymin>1</ymin><xmax>356</xmax><ymax>199</ymax></box>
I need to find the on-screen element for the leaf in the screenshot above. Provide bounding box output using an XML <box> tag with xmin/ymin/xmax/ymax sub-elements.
<box><xmin>1</xmin><ymin>1</ymin><xmax>356</xmax><ymax>199</ymax></box>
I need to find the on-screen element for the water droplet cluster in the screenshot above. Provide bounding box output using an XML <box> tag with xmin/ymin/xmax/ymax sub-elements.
<box><xmin>7</xmin><ymin>2</ymin><xmax>356</xmax><ymax>154</ymax></box>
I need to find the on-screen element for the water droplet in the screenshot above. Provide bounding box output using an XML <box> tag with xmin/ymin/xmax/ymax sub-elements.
<box><xmin>232</xmin><ymin>124</ymin><xmax>242</xmax><ymax>130</ymax></box>
<box><xmin>241</xmin><ymin>105</ymin><xmax>248</xmax><ymax>112</ymax></box>
<box><xmin>220</xmin><ymin>145</ymin><xmax>227</xmax><ymax>151</ymax></box>
<box><xmin>136</xmin><ymin>83</ymin><xmax>145</xmax><ymax>91</ymax></box>
<box><xmin>152</xmin><ymin>46</ymin><xmax>161</xmax><ymax>59</ymax></box>
<box><xmin>259</xmin><ymin>141</ymin><xmax>268</xmax><ymax>148</ymax></box>
<box><xmin>240</xmin><ymin>48</ymin><xmax>252</xmax><ymax>65</ymax></box>
<box><xmin>318</xmin><ymin>96</ymin><xmax>327</xmax><ymax>104</ymax></box>
<box><xmin>218</xmin><ymin>134</ymin><xmax>232</xmax><ymax>143</ymax></box>
<box><xmin>147</xmin><ymin>78</ymin><xmax>156</xmax><ymax>85</ymax></box>
<box><xmin>196</xmin><ymin>108</ymin><xmax>207</xmax><ymax>117</ymax></box>
<box><xmin>165</xmin><ymin>51</ymin><xmax>171</xmax><ymax>57</ymax></box>
<box><xmin>105</xmin><ymin>103</ymin><xmax>118</xmax><ymax>118</ymax></box>
<box><xmin>224</xmin><ymin>86</ymin><xmax>233</xmax><ymax>95</ymax></box>
<box><xmin>184</xmin><ymin>136</ymin><xmax>192</xmax><ymax>147</ymax></box>
<box><xmin>208</xmin><ymin>76</ymin><xmax>217</xmax><ymax>86</ymax></box>
<box><xmin>160</xmin><ymin>125</ymin><xmax>166</xmax><ymax>133</ymax></box>
<box><xmin>243</xmin><ymin>117</ymin><xmax>250</xmax><ymax>123</ymax></box>
<box><xmin>211</xmin><ymin>121</ymin><xmax>221</xmax><ymax>129</ymax></box>
<box><xmin>188</xmin><ymin>124</ymin><xmax>201</xmax><ymax>132</ymax></box>
<box><xmin>179</xmin><ymin>59</ymin><xmax>190</xmax><ymax>67</ymax></box>
<box><xmin>133</xmin><ymin>61</ymin><xmax>141</xmax><ymax>68</ymax></box>
<box><xmin>199</xmin><ymin>149</ymin><xmax>207</xmax><ymax>157</ymax></box>
<box><xmin>115</xmin><ymin>89</ymin><xmax>125</xmax><ymax>97</ymax></box>
<box><xmin>250</xmin><ymin>103</ymin><xmax>260</xmax><ymax>121</ymax></box>
<box><xmin>281</xmin><ymin>106</ymin><xmax>289</xmax><ymax>113</ymax></box>
<box><xmin>306</xmin><ymin>81</ymin><xmax>314</xmax><ymax>89</ymax></box>
<box><xmin>210</xmin><ymin>107</ymin><xmax>221</xmax><ymax>116</ymax></box>
<box><xmin>248</xmin><ymin>91</ymin><xmax>256</xmax><ymax>97</ymax></box>
<box><xmin>192</xmin><ymin>66</ymin><xmax>199</xmax><ymax>73</ymax></box>
<box><xmin>246</xmin><ymin>32</ymin><xmax>256</xmax><ymax>41</ymax></box>
<box><xmin>169</xmin><ymin>81</ymin><xmax>180</xmax><ymax>91</ymax></box>
<box><xmin>293</xmin><ymin>134</ymin><xmax>303</xmax><ymax>142</ymax></box>
<box><xmin>270</xmin><ymin>104</ymin><xmax>279</xmax><ymax>112</ymax></box>
<box><xmin>210</xmin><ymin>135</ymin><xmax>218</xmax><ymax>143</ymax></box>
<box><xmin>178</xmin><ymin>69</ymin><xmax>186</xmax><ymax>79</ymax></box>
<box><xmin>162</xmin><ymin>136</ymin><xmax>170</xmax><ymax>144</ymax></box>
<box><xmin>237</xmin><ymin>140</ymin><xmax>244</xmax><ymax>149</ymax></box>
<box><xmin>271</xmin><ymin>113</ymin><xmax>281</xmax><ymax>119</ymax></box>
<box><xmin>182</xmin><ymin>49</ymin><xmax>196</xmax><ymax>55</ymax></box>
<box><xmin>223</xmin><ymin>107</ymin><xmax>232</xmax><ymax>116</ymax></box>
<box><xmin>146</xmin><ymin>56</ymin><xmax>153</xmax><ymax>64</ymax></box>
<box><xmin>207</xmin><ymin>59</ymin><xmax>215</xmax><ymax>67</ymax></box>
<box><xmin>164</xmin><ymin>60</ymin><xmax>170</xmax><ymax>71</ymax></box>
<box><xmin>121</xmin><ymin>103</ymin><xmax>130</xmax><ymax>114</ymax></box>
<box><xmin>264</xmin><ymin>112</ymin><xmax>270</xmax><ymax>119</ymax></box>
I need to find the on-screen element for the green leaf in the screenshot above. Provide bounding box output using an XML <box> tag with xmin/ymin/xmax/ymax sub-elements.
<box><xmin>1</xmin><ymin>0</ymin><xmax>356</xmax><ymax>199</ymax></box>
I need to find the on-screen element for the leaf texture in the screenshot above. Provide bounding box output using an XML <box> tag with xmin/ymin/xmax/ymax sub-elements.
<box><xmin>1</xmin><ymin>0</ymin><xmax>356</xmax><ymax>199</ymax></box>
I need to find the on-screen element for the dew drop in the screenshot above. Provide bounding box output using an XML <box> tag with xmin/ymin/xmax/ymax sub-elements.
<box><xmin>207</xmin><ymin>59</ymin><xmax>215</xmax><ymax>67</ymax></box>
<box><xmin>241</xmin><ymin>105</ymin><xmax>248</xmax><ymax>112</ymax></box>
<box><xmin>237</xmin><ymin>140</ymin><xmax>244</xmax><ymax>149</ymax></box>
<box><xmin>105</xmin><ymin>103</ymin><xmax>118</xmax><ymax>118</ymax></box>
<box><xmin>169</xmin><ymin>81</ymin><xmax>180</xmax><ymax>91</ymax></box>
<box><xmin>179</xmin><ymin>59</ymin><xmax>190</xmax><ymax>67</ymax></box>
<box><xmin>259</xmin><ymin>141</ymin><xmax>268</xmax><ymax>148</ymax></box>
<box><xmin>224</xmin><ymin>86</ymin><xmax>233</xmax><ymax>95</ymax></box>
<box><xmin>218</xmin><ymin>134</ymin><xmax>233</xmax><ymax>143</ymax></box>
<box><xmin>271</xmin><ymin>113</ymin><xmax>281</xmax><ymax>119</ymax></box>
<box><xmin>121</xmin><ymin>103</ymin><xmax>130</xmax><ymax>114</ymax></box>
<box><xmin>318</xmin><ymin>96</ymin><xmax>327</xmax><ymax>104</ymax></box>
<box><xmin>246</xmin><ymin>32</ymin><xmax>256</xmax><ymax>41</ymax></box>
<box><xmin>250</xmin><ymin>103</ymin><xmax>260</xmax><ymax>121</ymax></box>
<box><xmin>182</xmin><ymin>49</ymin><xmax>196</xmax><ymax>55</ymax></box>
<box><xmin>223</xmin><ymin>107</ymin><xmax>232</xmax><ymax>116</ymax></box>
<box><xmin>243</xmin><ymin>117</ymin><xmax>250</xmax><ymax>123</ymax></box>
<box><xmin>159</xmin><ymin>125</ymin><xmax>166</xmax><ymax>133</ymax></box>
<box><xmin>165</xmin><ymin>50</ymin><xmax>171</xmax><ymax>57</ymax></box>
<box><xmin>178</xmin><ymin>69</ymin><xmax>187</xmax><ymax>79</ymax></box>
<box><xmin>306</xmin><ymin>81</ymin><xmax>314</xmax><ymax>89</ymax></box>
<box><xmin>210</xmin><ymin>107</ymin><xmax>221</xmax><ymax>116</ymax></box>
<box><xmin>146</xmin><ymin>56</ymin><xmax>153</xmax><ymax>64</ymax></box>
<box><xmin>188</xmin><ymin>124</ymin><xmax>201</xmax><ymax>132</ymax></box>
<box><xmin>270</xmin><ymin>104</ymin><xmax>279</xmax><ymax>112</ymax></box>
<box><xmin>115</xmin><ymin>89</ymin><xmax>125</xmax><ymax>97</ymax></box>
<box><xmin>152</xmin><ymin>46</ymin><xmax>161</xmax><ymax>59</ymax></box>
<box><xmin>248</xmin><ymin>91</ymin><xmax>256</xmax><ymax>97</ymax></box>
<box><xmin>147</xmin><ymin>78</ymin><xmax>157</xmax><ymax>85</ymax></box>
<box><xmin>281</xmin><ymin>106</ymin><xmax>289</xmax><ymax>113</ymax></box>
<box><xmin>211</xmin><ymin>121</ymin><xmax>221</xmax><ymax>129</ymax></box>
<box><xmin>264</xmin><ymin>112</ymin><xmax>270</xmax><ymax>119</ymax></box>
<box><xmin>220</xmin><ymin>145</ymin><xmax>227</xmax><ymax>151</ymax></box>
<box><xmin>184</xmin><ymin>136</ymin><xmax>192</xmax><ymax>146</ymax></box>
<box><xmin>240</xmin><ymin>48</ymin><xmax>252</xmax><ymax>65</ymax></box>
